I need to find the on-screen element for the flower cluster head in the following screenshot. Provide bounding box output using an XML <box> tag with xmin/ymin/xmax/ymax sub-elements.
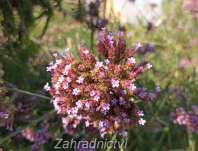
<box><xmin>183</xmin><ymin>0</ymin><xmax>198</xmax><ymax>18</ymax></box>
<box><xmin>0</xmin><ymin>112</ymin><xmax>9</xmax><ymax>119</ymax></box>
<box><xmin>21</xmin><ymin>127</ymin><xmax>52</xmax><ymax>151</ymax></box>
<box><xmin>171</xmin><ymin>105</ymin><xmax>198</xmax><ymax>134</ymax></box>
<box><xmin>138</xmin><ymin>43</ymin><xmax>155</xmax><ymax>55</ymax></box>
<box><xmin>83</xmin><ymin>0</ymin><xmax>108</xmax><ymax>31</ymax></box>
<box><xmin>45</xmin><ymin>29</ymin><xmax>156</xmax><ymax>137</ymax></box>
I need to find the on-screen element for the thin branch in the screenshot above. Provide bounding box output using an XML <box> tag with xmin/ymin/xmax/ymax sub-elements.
<box><xmin>40</xmin><ymin>17</ymin><xmax>51</xmax><ymax>38</ymax></box>
<box><xmin>5</xmin><ymin>87</ymin><xmax>51</xmax><ymax>100</ymax></box>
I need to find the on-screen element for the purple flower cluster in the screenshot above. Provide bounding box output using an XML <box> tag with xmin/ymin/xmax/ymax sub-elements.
<box><xmin>0</xmin><ymin>112</ymin><xmax>8</xmax><ymax>119</ymax></box>
<box><xmin>0</xmin><ymin>102</ymin><xmax>15</xmax><ymax>131</ymax></box>
<box><xmin>171</xmin><ymin>105</ymin><xmax>198</xmax><ymax>133</ymax></box>
<box><xmin>134</xmin><ymin>87</ymin><xmax>159</xmax><ymax>102</ymax></box>
<box><xmin>21</xmin><ymin>127</ymin><xmax>52</xmax><ymax>151</ymax></box>
<box><xmin>45</xmin><ymin>29</ymin><xmax>157</xmax><ymax>137</ymax></box>
<box><xmin>183</xmin><ymin>0</ymin><xmax>198</xmax><ymax>18</ymax></box>
<box><xmin>138</xmin><ymin>44</ymin><xmax>156</xmax><ymax>56</ymax></box>
<box><xmin>86</xmin><ymin>0</ymin><xmax>108</xmax><ymax>30</ymax></box>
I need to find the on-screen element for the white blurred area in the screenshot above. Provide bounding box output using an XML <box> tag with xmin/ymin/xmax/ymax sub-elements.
<box><xmin>105</xmin><ymin>0</ymin><xmax>163</xmax><ymax>25</ymax></box>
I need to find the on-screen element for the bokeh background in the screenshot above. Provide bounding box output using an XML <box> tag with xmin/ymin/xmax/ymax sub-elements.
<box><xmin>0</xmin><ymin>0</ymin><xmax>198</xmax><ymax>150</ymax></box>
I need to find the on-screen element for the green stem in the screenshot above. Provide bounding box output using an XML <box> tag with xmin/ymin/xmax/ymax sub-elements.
<box><xmin>90</xmin><ymin>29</ymin><xmax>95</xmax><ymax>51</ymax></box>
<box><xmin>188</xmin><ymin>131</ymin><xmax>196</xmax><ymax>151</ymax></box>
<box><xmin>5</xmin><ymin>87</ymin><xmax>51</xmax><ymax>100</ymax></box>
<box><xmin>107</xmin><ymin>134</ymin><xmax>117</xmax><ymax>151</ymax></box>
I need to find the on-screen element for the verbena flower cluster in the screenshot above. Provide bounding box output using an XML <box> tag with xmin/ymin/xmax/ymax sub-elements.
<box><xmin>45</xmin><ymin>29</ymin><xmax>156</xmax><ymax>137</ymax></box>
<box><xmin>0</xmin><ymin>112</ymin><xmax>8</xmax><ymax>119</ymax></box>
<box><xmin>171</xmin><ymin>105</ymin><xmax>198</xmax><ymax>134</ymax></box>
<box><xmin>21</xmin><ymin>127</ymin><xmax>51</xmax><ymax>151</ymax></box>
<box><xmin>86</xmin><ymin>0</ymin><xmax>108</xmax><ymax>30</ymax></box>
<box><xmin>138</xmin><ymin>43</ymin><xmax>155</xmax><ymax>55</ymax></box>
<box><xmin>183</xmin><ymin>0</ymin><xmax>198</xmax><ymax>18</ymax></box>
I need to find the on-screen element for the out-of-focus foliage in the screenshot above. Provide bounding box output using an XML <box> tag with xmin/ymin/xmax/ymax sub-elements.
<box><xmin>124</xmin><ymin>0</ymin><xmax>198</xmax><ymax>150</ymax></box>
<box><xmin>0</xmin><ymin>0</ymin><xmax>63</xmax><ymax>89</ymax></box>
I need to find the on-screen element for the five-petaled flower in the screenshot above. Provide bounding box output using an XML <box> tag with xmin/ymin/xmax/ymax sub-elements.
<box><xmin>138</xmin><ymin>118</ymin><xmax>146</xmax><ymax>125</ymax></box>
<box><xmin>72</xmin><ymin>88</ymin><xmax>81</xmax><ymax>96</ymax></box>
<box><xmin>76</xmin><ymin>76</ymin><xmax>84</xmax><ymax>84</ymax></box>
<box><xmin>111</xmin><ymin>79</ymin><xmax>120</xmax><ymax>88</ymax></box>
